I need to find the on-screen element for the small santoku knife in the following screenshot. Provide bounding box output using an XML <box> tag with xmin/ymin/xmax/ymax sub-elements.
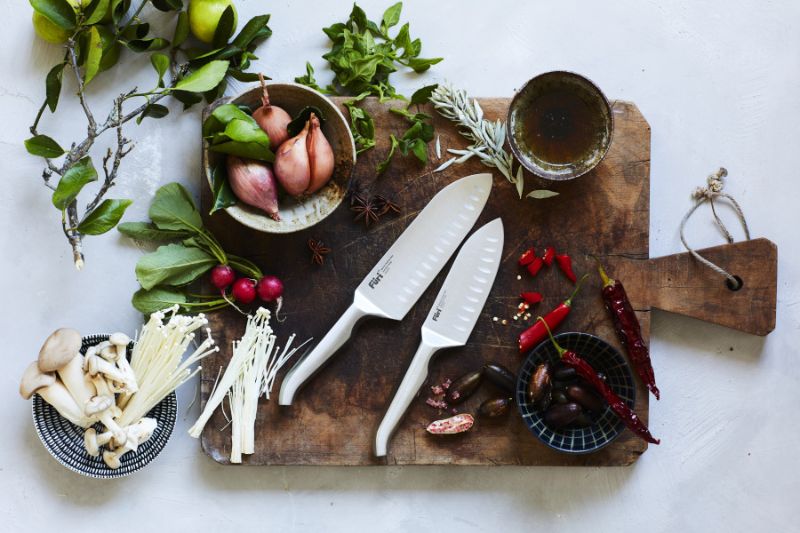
<box><xmin>279</xmin><ymin>173</ymin><xmax>493</xmax><ymax>406</ymax></box>
<box><xmin>374</xmin><ymin>218</ymin><xmax>504</xmax><ymax>457</ymax></box>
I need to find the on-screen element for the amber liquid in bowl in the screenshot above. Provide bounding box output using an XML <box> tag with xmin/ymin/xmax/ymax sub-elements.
<box><xmin>520</xmin><ymin>89</ymin><xmax>604</xmax><ymax>165</ymax></box>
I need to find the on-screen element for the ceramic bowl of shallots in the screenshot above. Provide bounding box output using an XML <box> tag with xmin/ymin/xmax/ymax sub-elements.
<box><xmin>202</xmin><ymin>82</ymin><xmax>356</xmax><ymax>234</ymax></box>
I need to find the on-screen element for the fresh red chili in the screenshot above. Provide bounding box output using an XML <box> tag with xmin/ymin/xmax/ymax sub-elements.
<box><xmin>526</xmin><ymin>257</ymin><xmax>544</xmax><ymax>277</ymax></box>
<box><xmin>518</xmin><ymin>248</ymin><xmax>536</xmax><ymax>266</ymax></box>
<box><xmin>555</xmin><ymin>254</ymin><xmax>577</xmax><ymax>283</ymax></box>
<box><xmin>539</xmin><ymin>318</ymin><xmax>660</xmax><ymax>445</ymax></box>
<box><xmin>520</xmin><ymin>292</ymin><xmax>543</xmax><ymax>305</ymax></box>
<box><xmin>596</xmin><ymin>258</ymin><xmax>660</xmax><ymax>400</ymax></box>
<box><xmin>542</xmin><ymin>246</ymin><xmax>556</xmax><ymax>267</ymax></box>
<box><xmin>518</xmin><ymin>275</ymin><xmax>588</xmax><ymax>353</ymax></box>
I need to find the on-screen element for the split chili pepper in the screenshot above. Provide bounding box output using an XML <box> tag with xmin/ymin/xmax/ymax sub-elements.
<box><xmin>520</xmin><ymin>291</ymin><xmax>543</xmax><ymax>305</ymax></box>
<box><xmin>542</xmin><ymin>246</ymin><xmax>556</xmax><ymax>267</ymax></box>
<box><xmin>555</xmin><ymin>254</ymin><xmax>577</xmax><ymax>283</ymax></box>
<box><xmin>538</xmin><ymin>318</ymin><xmax>660</xmax><ymax>445</ymax></box>
<box><xmin>518</xmin><ymin>248</ymin><xmax>536</xmax><ymax>266</ymax></box>
<box><xmin>596</xmin><ymin>258</ymin><xmax>660</xmax><ymax>400</ymax></box>
<box><xmin>526</xmin><ymin>257</ymin><xmax>544</xmax><ymax>277</ymax></box>
<box><xmin>518</xmin><ymin>274</ymin><xmax>588</xmax><ymax>354</ymax></box>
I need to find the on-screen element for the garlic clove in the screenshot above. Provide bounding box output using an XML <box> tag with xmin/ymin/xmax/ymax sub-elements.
<box><xmin>305</xmin><ymin>113</ymin><xmax>335</xmax><ymax>195</ymax></box>
<box><xmin>226</xmin><ymin>156</ymin><xmax>281</xmax><ymax>220</ymax></box>
<box><xmin>273</xmin><ymin>120</ymin><xmax>312</xmax><ymax>197</ymax></box>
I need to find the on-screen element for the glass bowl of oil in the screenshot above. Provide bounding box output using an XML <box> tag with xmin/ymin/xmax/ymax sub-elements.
<box><xmin>507</xmin><ymin>71</ymin><xmax>613</xmax><ymax>181</ymax></box>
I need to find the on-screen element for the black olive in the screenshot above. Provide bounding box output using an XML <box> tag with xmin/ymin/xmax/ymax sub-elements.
<box><xmin>543</xmin><ymin>403</ymin><xmax>581</xmax><ymax>428</ymax></box>
<box><xmin>565</xmin><ymin>384</ymin><xmax>605</xmax><ymax>412</ymax></box>
<box><xmin>483</xmin><ymin>363</ymin><xmax>516</xmax><ymax>394</ymax></box>
<box><xmin>446</xmin><ymin>369</ymin><xmax>483</xmax><ymax>404</ymax></box>
<box><xmin>478</xmin><ymin>397</ymin><xmax>512</xmax><ymax>417</ymax></box>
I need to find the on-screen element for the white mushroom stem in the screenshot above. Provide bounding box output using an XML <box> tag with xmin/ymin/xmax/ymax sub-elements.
<box><xmin>84</xmin><ymin>428</ymin><xmax>113</xmax><ymax>457</ymax></box>
<box><xmin>85</xmin><ymin>396</ymin><xmax>127</xmax><ymax>446</ymax></box>
<box><xmin>20</xmin><ymin>361</ymin><xmax>95</xmax><ymax>428</ymax></box>
<box><xmin>58</xmin><ymin>355</ymin><xmax>96</xmax><ymax>409</ymax></box>
<box><xmin>102</xmin><ymin>418</ymin><xmax>157</xmax><ymax>469</ymax></box>
<box><xmin>90</xmin><ymin>374</ymin><xmax>113</xmax><ymax>398</ymax></box>
<box><xmin>88</xmin><ymin>356</ymin><xmax>136</xmax><ymax>392</ymax></box>
<box><xmin>108</xmin><ymin>333</ymin><xmax>136</xmax><ymax>389</ymax></box>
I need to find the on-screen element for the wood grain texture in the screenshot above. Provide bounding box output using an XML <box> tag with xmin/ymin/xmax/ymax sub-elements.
<box><xmin>198</xmin><ymin>98</ymin><xmax>653</xmax><ymax>466</ymax></box>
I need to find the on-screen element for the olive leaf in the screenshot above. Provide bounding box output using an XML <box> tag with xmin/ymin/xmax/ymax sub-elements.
<box><xmin>118</xmin><ymin>222</ymin><xmax>193</xmax><ymax>242</ymax></box>
<box><xmin>30</xmin><ymin>0</ymin><xmax>76</xmax><ymax>31</ymax></box>
<box><xmin>52</xmin><ymin>157</ymin><xmax>98</xmax><ymax>210</ymax></box>
<box><xmin>45</xmin><ymin>63</ymin><xmax>65</xmax><ymax>113</ymax></box>
<box><xmin>286</xmin><ymin>106</ymin><xmax>326</xmax><ymax>137</ymax></box>
<box><xmin>148</xmin><ymin>182</ymin><xmax>203</xmax><ymax>233</ymax></box>
<box><xmin>173</xmin><ymin>60</ymin><xmax>229</xmax><ymax>93</ymax></box>
<box><xmin>132</xmin><ymin>287</ymin><xmax>188</xmax><ymax>315</ymax></box>
<box><xmin>135</xmin><ymin>243</ymin><xmax>216</xmax><ymax>290</ymax></box>
<box><xmin>77</xmin><ymin>199</ymin><xmax>132</xmax><ymax>235</ymax></box>
<box><xmin>526</xmin><ymin>189</ymin><xmax>560</xmax><ymax>200</ymax></box>
<box><xmin>83</xmin><ymin>26</ymin><xmax>103</xmax><ymax>85</ymax></box>
<box><xmin>25</xmin><ymin>135</ymin><xmax>65</xmax><ymax>158</ymax></box>
<box><xmin>209</xmin><ymin>163</ymin><xmax>236</xmax><ymax>215</ymax></box>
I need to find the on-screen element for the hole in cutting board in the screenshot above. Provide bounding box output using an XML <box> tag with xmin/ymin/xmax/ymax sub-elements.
<box><xmin>725</xmin><ymin>275</ymin><xmax>743</xmax><ymax>292</ymax></box>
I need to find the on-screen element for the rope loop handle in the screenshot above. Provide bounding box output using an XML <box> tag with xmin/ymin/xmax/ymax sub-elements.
<box><xmin>679</xmin><ymin>167</ymin><xmax>750</xmax><ymax>289</ymax></box>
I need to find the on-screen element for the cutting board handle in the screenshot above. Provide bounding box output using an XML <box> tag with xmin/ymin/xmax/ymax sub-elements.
<box><xmin>644</xmin><ymin>238</ymin><xmax>777</xmax><ymax>335</ymax></box>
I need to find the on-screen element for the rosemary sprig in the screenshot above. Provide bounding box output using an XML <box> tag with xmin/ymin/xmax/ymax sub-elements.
<box><xmin>429</xmin><ymin>83</ymin><xmax>557</xmax><ymax>200</ymax></box>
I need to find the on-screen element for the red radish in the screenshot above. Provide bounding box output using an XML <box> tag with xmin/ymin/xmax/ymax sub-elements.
<box><xmin>257</xmin><ymin>275</ymin><xmax>284</xmax><ymax>302</ymax></box>
<box><xmin>252</xmin><ymin>73</ymin><xmax>291</xmax><ymax>148</ymax></box>
<box><xmin>305</xmin><ymin>113</ymin><xmax>335</xmax><ymax>194</ymax></box>
<box><xmin>232</xmin><ymin>278</ymin><xmax>257</xmax><ymax>304</ymax></box>
<box><xmin>273</xmin><ymin>120</ymin><xmax>311</xmax><ymax>197</ymax></box>
<box><xmin>226</xmin><ymin>155</ymin><xmax>281</xmax><ymax>220</ymax></box>
<box><xmin>210</xmin><ymin>265</ymin><xmax>236</xmax><ymax>290</ymax></box>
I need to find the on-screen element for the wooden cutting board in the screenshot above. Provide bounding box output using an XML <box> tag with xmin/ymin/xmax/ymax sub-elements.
<box><xmin>199</xmin><ymin>98</ymin><xmax>776</xmax><ymax>466</ymax></box>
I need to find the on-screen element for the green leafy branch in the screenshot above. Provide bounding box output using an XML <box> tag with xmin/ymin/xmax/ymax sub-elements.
<box><xmin>25</xmin><ymin>0</ymin><xmax>272</xmax><ymax>269</ymax></box>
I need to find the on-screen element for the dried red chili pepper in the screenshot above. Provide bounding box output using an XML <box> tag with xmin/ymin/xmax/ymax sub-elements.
<box><xmin>520</xmin><ymin>291</ymin><xmax>543</xmax><ymax>305</ymax></box>
<box><xmin>518</xmin><ymin>275</ymin><xmax>588</xmax><ymax>353</ymax></box>
<box><xmin>538</xmin><ymin>318</ymin><xmax>660</xmax><ymax>445</ymax></box>
<box><xmin>527</xmin><ymin>257</ymin><xmax>544</xmax><ymax>277</ymax></box>
<box><xmin>555</xmin><ymin>254</ymin><xmax>577</xmax><ymax>283</ymax></box>
<box><xmin>518</xmin><ymin>247</ymin><xmax>536</xmax><ymax>266</ymax></box>
<box><xmin>542</xmin><ymin>246</ymin><xmax>556</xmax><ymax>266</ymax></box>
<box><xmin>596</xmin><ymin>258</ymin><xmax>660</xmax><ymax>400</ymax></box>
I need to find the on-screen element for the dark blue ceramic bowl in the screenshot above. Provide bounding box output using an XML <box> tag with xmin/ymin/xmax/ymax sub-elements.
<box><xmin>516</xmin><ymin>332</ymin><xmax>635</xmax><ymax>454</ymax></box>
<box><xmin>32</xmin><ymin>334</ymin><xmax>177</xmax><ymax>478</ymax></box>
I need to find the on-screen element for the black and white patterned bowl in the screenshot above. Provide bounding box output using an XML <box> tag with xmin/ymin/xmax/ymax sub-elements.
<box><xmin>31</xmin><ymin>334</ymin><xmax>177</xmax><ymax>478</ymax></box>
<box><xmin>516</xmin><ymin>332</ymin><xmax>635</xmax><ymax>454</ymax></box>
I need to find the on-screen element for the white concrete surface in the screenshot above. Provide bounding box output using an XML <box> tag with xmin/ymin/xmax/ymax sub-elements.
<box><xmin>1</xmin><ymin>1</ymin><xmax>798</xmax><ymax>531</ymax></box>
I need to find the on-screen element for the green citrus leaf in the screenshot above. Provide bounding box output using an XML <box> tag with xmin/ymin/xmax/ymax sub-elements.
<box><xmin>30</xmin><ymin>0</ymin><xmax>76</xmax><ymax>30</ymax></box>
<box><xmin>172</xmin><ymin>60</ymin><xmax>230</xmax><ymax>93</ymax></box>
<box><xmin>24</xmin><ymin>135</ymin><xmax>65</xmax><ymax>158</ymax></box>
<box><xmin>77</xmin><ymin>199</ymin><xmax>132</xmax><ymax>235</ymax></box>
<box><xmin>83</xmin><ymin>26</ymin><xmax>103</xmax><ymax>85</ymax></box>
<box><xmin>52</xmin><ymin>157</ymin><xmax>98</xmax><ymax>210</ymax></box>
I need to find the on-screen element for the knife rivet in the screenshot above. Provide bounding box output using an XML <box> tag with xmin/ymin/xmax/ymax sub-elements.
<box><xmin>516</xmin><ymin>275</ymin><xmax>522</xmax><ymax>280</ymax></box>
<box><xmin>492</xmin><ymin>317</ymin><xmax>499</xmax><ymax>322</ymax></box>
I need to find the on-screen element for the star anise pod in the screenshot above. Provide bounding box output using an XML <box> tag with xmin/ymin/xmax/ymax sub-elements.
<box><xmin>308</xmin><ymin>238</ymin><xmax>331</xmax><ymax>265</ymax></box>
<box><xmin>372</xmin><ymin>195</ymin><xmax>401</xmax><ymax>216</ymax></box>
<box><xmin>349</xmin><ymin>195</ymin><xmax>381</xmax><ymax>227</ymax></box>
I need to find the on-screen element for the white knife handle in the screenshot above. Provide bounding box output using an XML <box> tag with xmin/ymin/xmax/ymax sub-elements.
<box><xmin>279</xmin><ymin>302</ymin><xmax>369</xmax><ymax>405</ymax></box>
<box><xmin>374</xmin><ymin>339</ymin><xmax>439</xmax><ymax>457</ymax></box>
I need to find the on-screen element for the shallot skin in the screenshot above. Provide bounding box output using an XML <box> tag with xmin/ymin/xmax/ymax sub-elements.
<box><xmin>273</xmin><ymin>120</ymin><xmax>312</xmax><ymax>197</ymax></box>
<box><xmin>226</xmin><ymin>155</ymin><xmax>281</xmax><ymax>221</ymax></box>
<box><xmin>305</xmin><ymin>113</ymin><xmax>335</xmax><ymax>194</ymax></box>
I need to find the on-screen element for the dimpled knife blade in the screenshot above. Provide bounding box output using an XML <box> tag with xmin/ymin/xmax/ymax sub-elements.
<box><xmin>279</xmin><ymin>173</ymin><xmax>493</xmax><ymax>405</ymax></box>
<box><xmin>375</xmin><ymin>218</ymin><xmax>504</xmax><ymax>456</ymax></box>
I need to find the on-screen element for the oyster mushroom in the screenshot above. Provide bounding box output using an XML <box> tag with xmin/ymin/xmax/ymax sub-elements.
<box><xmin>102</xmin><ymin>418</ymin><xmax>158</xmax><ymax>469</ymax></box>
<box><xmin>37</xmin><ymin>328</ymin><xmax>95</xmax><ymax>408</ymax></box>
<box><xmin>19</xmin><ymin>362</ymin><xmax>93</xmax><ymax>428</ymax></box>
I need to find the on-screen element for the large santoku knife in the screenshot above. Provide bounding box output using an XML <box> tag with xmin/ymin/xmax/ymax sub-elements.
<box><xmin>279</xmin><ymin>173</ymin><xmax>493</xmax><ymax>406</ymax></box>
<box><xmin>375</xmin><ymin>218</ymin><xmax>504</xmax><ymax>457</ymax></box>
